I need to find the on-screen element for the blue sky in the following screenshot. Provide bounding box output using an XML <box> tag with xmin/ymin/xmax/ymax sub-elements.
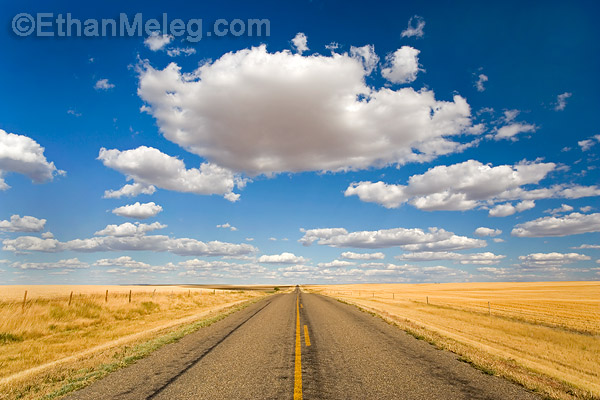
<box><xmin>1</xmin><ymin>0</ymin><xmax>599</xmax><ymax>284</ymax></box>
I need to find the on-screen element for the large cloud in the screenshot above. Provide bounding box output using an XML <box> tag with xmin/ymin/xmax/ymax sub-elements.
<box><xmin>345</xmin><ymin>160</ymin><xmax>600</xmax><ymax>212</ymax></box>
<box><xmin>512</xmin><ymin>212</ymin><xmax>600</xmax><ymax>237</ymax></box>
<box><xmin>0</xmin><ymin>215</ymin><xmax>46</xmax><ymax>232</ymax></box>
<box><xmin>0</xmin><ymin>129</ymin><xmax>61</xmax><ymax>190</ymax></box>
<box><xmin>137</xmin><ymin>43</ymin><xmax>474</xmax><ymax>176</ymax></box>
<box><xmin>299</xmin><ymin>227</ymin><xmax>485</xmax><ymax>250</ymax></box>
<box><xmin>98</xmin><ymin>146</ymin><xmax>241</xmax><ymax>201</ymax></box>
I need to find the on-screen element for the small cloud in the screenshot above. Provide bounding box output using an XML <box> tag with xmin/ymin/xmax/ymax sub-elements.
<box><xmin>144</xmin><ymin>32</ymin><xmax>173</xmax><ymax>51</ymax></box>
<box><xmin>94</xmin><ymin>79</ymin><xmax>115</xmax><ymax>90</ymax></box>
<box><xmin>489</xmin><ymin>200</ymin><xmax>535</xmax><ymax>217</ymax></box>
<box><xmin>67</xmin><ymin>109</ymin><xmax>81</xmax><ymax>117</ymax></box>
<box><xmin>544</xmin><ymin>204</ymin><xmax>573</xmax><ymax>215</ymax></box>
<box><xmin>554</xmin><ymin>92</ymin><xmax>572</xmax><ymax>111</ymax></box>
<box><xmin>474</xmin><ymin>227</ymin><xmax>502</xmax><ymax>237</ymax></box>
<box><xmin>494</xmin><ymin>123</ymin><xmax>536</xmax><ymax>141</ymax></box>
<box><xmin>325</xmin><ymin>42</ymin><xmax>339</xmax><ymax>51</ymax></box>
<box><xmin>269</xmin><ymin>237</ymin><xmax>277</xmax><ymax>241</ymax></box>
<box><xmin>217</xmin><ymin>222</ymin><xmax>237</xmax><ymax>231</ymax></box>
<box><xmin>578</xmin><ymin>134</ymin><xmax>600</xmax><ymax>151</ymax></box>
<box><xmin>474</xmin><ymin>73</ymin><xmax>488</xmax><ymax>92</ymax></box>
<box><xmin>401</xmin><ymin>15</ymin><xmax>425</xmax><ymax>38</ymax></box>
<box><xmin>167</xmin><ymin>47</ymin><xmax>196</xmax><ymax>57</ymax></box>
<box><xmin>292</xmin><ymin>33</ymin><xmax>309</xmax><ymax>55</ymax></box>
<box><xmin>245</xmin><ymin>237</ymin><xmax>254</xmax><ymax>242</ymax></box>
<box><xmin>381</xmin><ymin>46</ymin><xmax>421</xmax><ymax>83</ymax></box>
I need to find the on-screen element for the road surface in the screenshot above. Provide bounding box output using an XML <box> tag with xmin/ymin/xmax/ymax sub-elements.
<box><xmin>66</xmin><ymin>289</ymin><xmax>539</xmax><ymax>399</ymax></box>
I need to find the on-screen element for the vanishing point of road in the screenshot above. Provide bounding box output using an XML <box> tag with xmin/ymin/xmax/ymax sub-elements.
<box><xmin>67</xmin><ymin>288</ymin><xmax>539</xmax><ymax>400</ymax></box>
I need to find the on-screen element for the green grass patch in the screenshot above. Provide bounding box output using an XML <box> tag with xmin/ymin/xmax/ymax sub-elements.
<box><xmin>0</xmin><ymin>332</ymin><xmax>23</xmax><ymax>344</ymax></box>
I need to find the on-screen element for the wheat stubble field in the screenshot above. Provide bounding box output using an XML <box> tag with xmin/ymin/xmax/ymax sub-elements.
<box><xmin>306</xmin><ymin>281</ymin><xmax>600</xmax><ymax>399</ymax></box>
<box><xmin>0</xmin><ymin>285</ymin><xmax>272</xmax><ymax>400</ymax></box>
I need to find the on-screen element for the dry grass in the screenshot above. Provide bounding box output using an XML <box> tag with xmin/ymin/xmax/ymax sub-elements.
<box><xmin>306</xmin><ymin>282</ymin><xmax>600</xmax><ymax>400</ymax></box>
<box><xmin>0</xmin><ymin>285</ymin><xmax>271</xmax><ymax>399</ymax></box>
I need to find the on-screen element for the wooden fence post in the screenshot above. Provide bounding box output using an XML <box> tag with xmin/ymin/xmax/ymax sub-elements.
<box><xmin>68</xmin><ymin>291</ymin><xmax>73</xmax><ymax>306</ymax></box>
<box><xmin>105</xmin><ymin>290</ymin><xmax>108</xmax><ymax>303</ymax></box>
<box><xmin>22</xmin><ymin>290</ymin><xmax>27</xmax><ymax>312</ymax></box>
<box><xmin>426</xmin><ymin>296</ymin><xmax>429</xmax><ymax>305</ymax></box>
<box><xmin>129</xmin><ymin>290</ymin><xmax>132</xmax><ymax>303</ymax></box>
<box><xmin>488</xmin><ymin>301</ymin><xmax>491</xmax><ymax>316</ymax></box>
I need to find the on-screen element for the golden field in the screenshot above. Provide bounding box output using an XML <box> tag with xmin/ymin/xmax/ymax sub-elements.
<box><xmin>306</xmin><ymin>282</ymin><xmax>600</xmax><ymax>400</ymax></box>
<box><xmin>0</xmin><ymin>285</ymin><xmax>272</xmax><ymax>399</ymax></box>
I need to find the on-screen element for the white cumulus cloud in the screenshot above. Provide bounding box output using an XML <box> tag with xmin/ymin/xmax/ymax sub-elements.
<box><xmin>98</xmin><ymin>146</ymin><xmax>241</xmax><ymax>201</ymax></box>
<box><xmin>381</xmin><ymin>46</ymin><xmax>422</xmax><ymax>84</ymax></box>
<box><xmin>11</xmin><ymin>258</ymin><xmax>88</xmax><ymax>270</ymax></box>
<box><xmin>94</xmin><ymin>221</ymin><xmax>166</xmax><ymax>237</ymax></box>
<box><xmin>94</xmin><ymin>79</ymin><xmax>115</xmax><ymax>90</ymax></box>
<box><xmin>144</xmin><ymin>32</ymin><xmax>173</xmax><ymax>51</ymax></box>
<box><xmin>103</xmin><ymin>182</ymin><xmax>157</xmax><ymax>199</ymax></box>
<box><xmin>258</xmin><ymin>252</ymin><xmax>308</xmax><ymax>264</ymax></box>
<box><xmin>489</xmin><ymin>200</ymin><xmax>535</xmax><ymax>217</ymax></box>
<box><xmin>217</xmin><ymin>222</ymin><xmax>238</xmax><ymax>231</ymax></box>
<box><xmin>112</xmin><ymin>202</ymin><xmax>163</xmax><ymax>219</ymax></box>
<box><xmin>494</xmin><ymin>122</ymin><xmax>536</xmax><ymax>141</ymax></box>
<box><xmin>512</xmin><ymin>212</ymin><xmax>600</xmax><ymax>237</ymax></box>
<box><xmin>137</xmin><ymin>44</ymin><xmax>474</xmax><ymax>176</ymax></box>
<box><xmin>345</xmin><ymin>160</ymin><xmax>593</xmax><ymax>212</ymax></box>
<box><xmin>518</xmin><ymin>252</ymin><xmax>590</xmax><ymax>268</ymax></box>
<box><xmin>299</xmin><ymin>227</ymin><xmax>486</xmax><ymax>251</ymax></box>
<box><xmin>340</xmin><ymin>251</ymin><xmax>385</xmax><ymax>260</ymax></box>
<box><xmin>396</xmin><ymin>251</ymin><xmax>505</xmax><ymax>265</ymax></box>
<box><xmin>474</xmin><ymin>227</ymin><xmax>502</xmax><ymax>237</ymax></box>
<box><xmin>291</xmin><ymin>32</ymin><xmax>309</xmax><ymax>54</ymax></box>
<box><xmin>0</xmin><ymin>215</ymin><xmax>46</xmax><ymax>232</ymax></box>
<box><xmin>317</xmin><ymin>260</ymin><xmax>356</xmax><ymax>268</ymax></box>
<box><xmin>0</xmin><ymin>129</ymin><xmax>62</xmax><ymax>190</ymax></box>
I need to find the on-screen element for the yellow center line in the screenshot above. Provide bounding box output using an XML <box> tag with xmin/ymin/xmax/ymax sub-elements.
<box><xmin>303</xmin><ymin>325</ymin><xmax>311</xmax><ymax>347</ymax></box>
<box><xmin>294</xmin><ymin>294</ymin><xmax>302</xmax><ymax>399</ymax></box>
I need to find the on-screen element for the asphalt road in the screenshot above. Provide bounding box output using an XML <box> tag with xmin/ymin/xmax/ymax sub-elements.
<box><xmin>66</xmin><ymin>289</ymin><xmax>539</xmax><ymax>400</ymax></box>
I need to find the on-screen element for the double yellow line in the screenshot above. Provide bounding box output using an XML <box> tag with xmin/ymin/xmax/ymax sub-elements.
<box><xmin>294</xmin><ymin>293</ymin><xmax>310</xmax><ymax>399</ymax></box>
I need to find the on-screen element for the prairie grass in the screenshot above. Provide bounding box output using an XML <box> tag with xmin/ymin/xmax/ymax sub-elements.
<box><xmin>0</xmin><ymin>285</ymin><xmax>269</xmax><ymax>399</ymax></box>
<box><xmin>306</xmin><ymin>282</ymin><xmax>600</xmax><ymax>400</ymax></box>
